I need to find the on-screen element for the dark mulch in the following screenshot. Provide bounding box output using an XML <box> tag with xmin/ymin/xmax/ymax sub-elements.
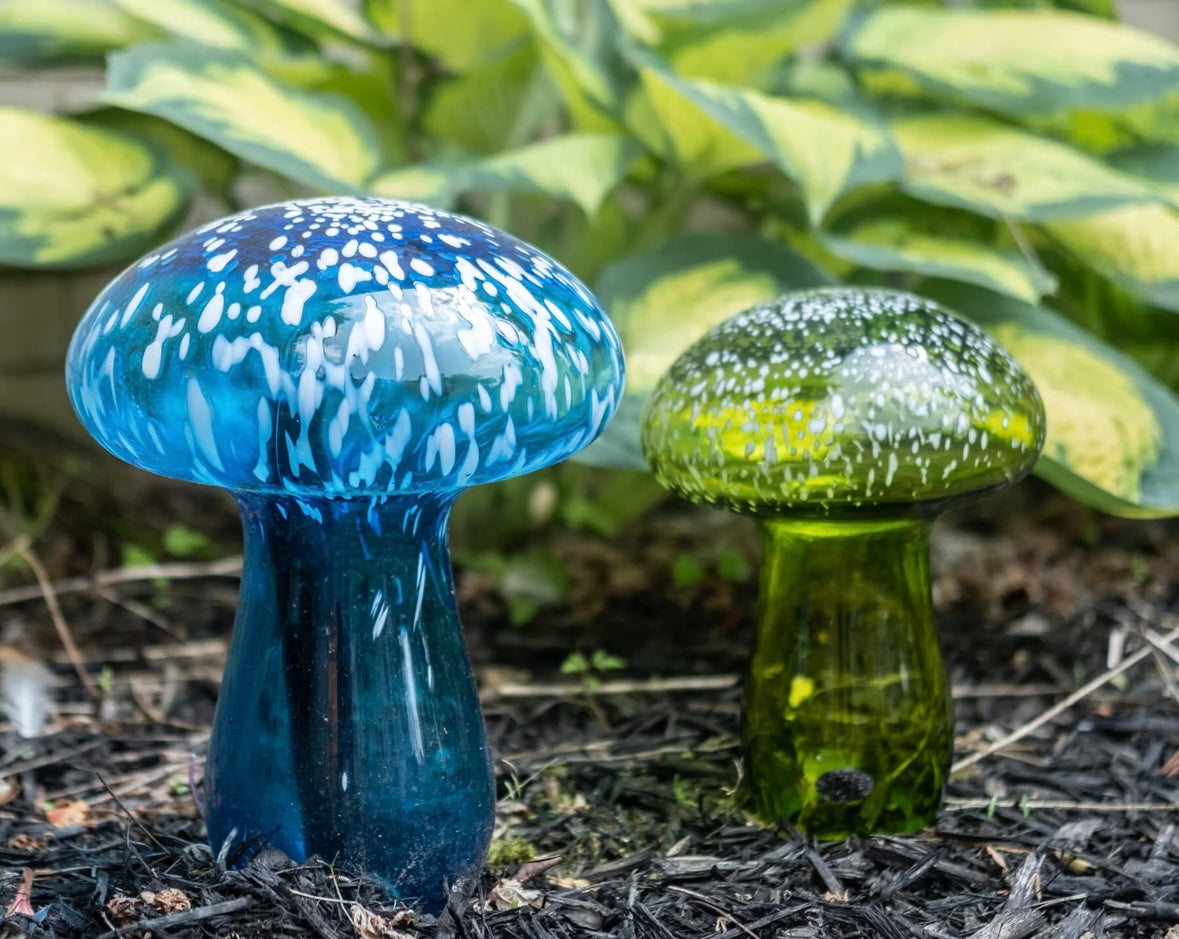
<box><xmin>1</xmin><ymin>446</ymin><xmax>1178</xmax><ymax>938</ymax></box>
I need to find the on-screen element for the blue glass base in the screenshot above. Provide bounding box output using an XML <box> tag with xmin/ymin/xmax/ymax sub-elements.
<box><xmin>204</xmin><ymin>492</ymin><xmax>495</xmax><ymax>912</ymax></box>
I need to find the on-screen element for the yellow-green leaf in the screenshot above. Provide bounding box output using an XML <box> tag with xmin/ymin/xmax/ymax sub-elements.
<box><xmin>107</xmin><ymin>0</ymin><xmax>295</xmax><ymax>53</ymax></box>
<box><xmin>820</xmin><ymin>219</ymin><xmax>1056</xmax><ymax>303</ymax></box>
<box><xmin>466</xmin><ymin>133</ymin><xmax>642</xmax><ymax>215</ymax></box>
<box><xmin>893</xmin><ymin>113</ymin><xmax>1160</xmax><ymax>221</ymax></box>
<box><xmin>0</xmin><ymin>0</ymin><xmax>161</xmax><ymax>66</ymax></box>
<box><xmin>637</xmin><ymin>57</ymin><xmax>901</xmax><ymax>223</ymax></box>
<box><xmin>370</xmin><ymin>133</ymin><xmax>640</xmax><ymax>216</ymax></box>
<box><xmin>81</xmin><ymin>108</ymin><xmax>239</xmax><ymax>200</ymax></box>
<box><xmin>628</xmin><ymin>68</ymin><xmax>762</xmax><ymax>179</ymax></box>
<box><xmin>1109</xmin><ymin>146</ymin><xmax>1179</xmax><ymax>208</ymax></box>
<box><xmin>423</xmin><ymin>46</ymin><xmax>542</xmax><ymax>153</ymax></box>
<box><xmin>247</xmin><ymin>0</ymin><xmax>388</xmax><ymax>45</ymax></box>
<box><xmin>926</xmin><ymin>282</ymin><xmax>1179</xmax><ymax>517</ymax></box>
<box><xmin>578</xmin><ymin>234</ymin><xmax>832</xmax><ymax>469</ymax></box>
<box><xmin>363</xmin><ymin>0</ymin><xmax>527</xmax><ymax>71</ymax></box>
<box><xmin>102</xmin><ymin>43</ymin><xmax>381</xmax><ymax>190</ymax></box>
<box><xmin>0</xmin><ymin>107</ymin><xmax>191</xmax><ymax>269</ymax></box>
<box><xmin>843</xmin><ymin>6</ymin><xmax>1179</xmax><ymax>115</ymax></box>
<box><xmin>367</xmin><ymin>165</ymin><xmax>458</xmax><ymax>207</ymax></box>
<box><xmin>1043</xmin><ymin>204</ymin><xmax>1179</xmax><ymax>313</ymax></box>
<box><xmin>659</xmin><ymin>0</ymin><xmax>855</xmax><ymax>88</ymax></box>
<box><xmin>507</xmin><ymin>0</ymin><xmax>625</xmax><ymax>130</ymax></box>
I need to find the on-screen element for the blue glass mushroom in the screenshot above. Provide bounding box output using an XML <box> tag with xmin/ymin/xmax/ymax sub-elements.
<box><xmin>65</xmin><ymin>197</ymin><xmax>625</xmax><ymax>910</ymax></box>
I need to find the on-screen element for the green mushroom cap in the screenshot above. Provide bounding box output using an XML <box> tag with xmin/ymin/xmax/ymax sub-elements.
<box><xmin>641</xmin><ymin>287</ymin><xmax>1046</xmax><ymax>518</ymax></box>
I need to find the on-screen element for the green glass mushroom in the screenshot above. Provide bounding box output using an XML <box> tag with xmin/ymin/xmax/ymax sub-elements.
<box><xmin>641</xmin><ymin>287</ymin><xmax>1046</xmax><ymax>837</ymax></box>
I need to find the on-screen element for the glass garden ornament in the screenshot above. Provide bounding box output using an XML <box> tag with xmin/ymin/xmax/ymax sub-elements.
<box><xmin>641</xmin><ymin>287</ymin><xmax>1044</xmax><ymax>837</ymax></box>
<box><xmin>65</xmin><ymin>197</ymin><xmax>625</xmax><ymax>910</ymax></box>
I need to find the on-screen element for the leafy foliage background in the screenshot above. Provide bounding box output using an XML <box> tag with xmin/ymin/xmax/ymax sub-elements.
<box><xmin>3</xmin><ymin>0</ymin><xmax>1179</xmax><ymax>516</ymax></box>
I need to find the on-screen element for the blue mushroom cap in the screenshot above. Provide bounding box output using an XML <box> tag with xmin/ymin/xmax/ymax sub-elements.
<box><xmin>66</xmin><ymin>197</ymin><xmax>625</xmax><ymax>496</ymax></box>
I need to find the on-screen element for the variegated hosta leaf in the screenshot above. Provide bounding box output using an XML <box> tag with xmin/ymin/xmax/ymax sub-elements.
<box><xmin>507</xmin><ymin>0</ymin><xmax>626</xmax><ymax>129</ymax></box>
<box><xmin>363</xmin><ymin>0</ymin><xmax>527</xmax><ymax>70</ymax></box>
<box><xmin>893</xmin><ymin>113</ymin><xmax>1161</xmax><ymax>221</ymax></box>
<box><xmin>627</xmin><ymin>68</ymin><xmax>762</xmax><ymax>179</ymax></box>
<box><xmin>81</xmin><ymin>108</ymin><xmax>239</xmax><ymax>199</ymax></box>
<box><xmin>0</xmin><ymin>107</ymin><xmax>192</xmax><ymax>269</ymax></box>
<box><xmin>107</xmin><ymin>0</ymin><xmax>297</xmax><ymax>53</ymax></box>
<box><xmin>366</xmin><ymin>165</ymin><xmax>458</xmax><ymax>207</ymax></box>
<box><xmin>464</xmin><ymin>134</ymin><xmax>643</xmax><ymax>215</ymax></box>
<box><xmin>1018</xmin><ymin>88</ymin><xmax>1179</xmax><ymax>154</ymax></box>
<box><xmin>247</xmin><ymin>0</ymin><xmax>389</xmax><ymax>45</ymax></box>
<box><xmin>820</xmin><ymin>219</ymin><xmax>1056</xmax><ymax>303</ymax></box>
<box><xmin>1042</xmin><ymin>204</ymin><xmax>1179</xmax><ymax>313</ymax></box>
<box><xmin>926</xmin><ymin>282</ymin><xmax>1179</xmax><ymax>517</ymax></box>
<box><xmin>1108</xmin><ymin>146</ymin><xmax>1179</xmax><ymax>208</ymax></box>
<box><xmin>636</xmin><ymin>57</ymin><xmax>901</xmax><ymax>223</ymax></box>
<box><xmin>657</xmin><ymin>0</ymin><xmax>855</xmax><ymax>88</ymax></box>
<box><xmin>371</xmin><ymin>133</ymin><xmax>641</xmax><ymax>216</ymax></box>
<box><xmin>578</xmin><ymin>233</ymin><xmax>832</xmax><ymax>469</ymax></box>
<box><xmin>0</xmin><ymin>0</ymin><xmax>161</xmax><ymax>66</ymax></box>
<box><xmin>423</xmin><ymin>46</ymin><xmax>542</xmax><ymax>153</ymax></box>
<box><xmin>103</xmin><ymin>43</ymin><xmax>382</xmax><ymax>190</ymax></box>
<box><xmin>842</xmin><ymin>6</ymin><xmax>1179</xmax><ymax>115</ymax></box>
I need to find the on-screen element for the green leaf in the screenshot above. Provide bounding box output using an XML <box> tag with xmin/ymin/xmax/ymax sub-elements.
<box><xmin>579</xmin><ymin>233</ymin><xmax>832</xmax><ymax>469</ymax></box>
<box><xmin>424</xmin><ymin>46</ymin><xmax>547</xmax><ymax>154</ymax></box>
<box><xmin>925</xmin><ymin>281</ymin><xmax>1179</xmax><ymax>517</ymax></box>
<box><xmin>658</xmin><ymin>0</ymin><xmax>856</xmax><ymax>88</ymax></box>
<box><xmin>842</xmin><ymin>6</ymin><xmax>1179</xmax><ymax>115</ymax></box>
<box><xmin>372</xmin><ymin>134</ymin><xmax>639</xmax><ymax>216</ymax></box>
<box><xmin>107</xmin><ymin>0</ymin><xmax>297</xmax><ymax>53</ymax></box>
<box><xmin>635</xmin><ymin>58</ymin><xmax>902</xmax><ymax>223</ymax></box>
<box><xmin>0</xmin><ymin>0</ymin><xmax>161</xmax><ymax>66</ymax></box>
<box><xmin>245</xmin><ymin>0</ymin><xmax>389</xmax><ymax>45</ymax></box>
<box><xmin>820</xmin><ymin>218</ymin><xmax>1056</xmax><ymax>303</ymax></box>
<box><xmin>1042</xmin><ymin>204</ymin><xmax>1179</xmax><ymax>313</ymax></box>
<box><xmin>1108</xmin><ymin>146</ymin><xmax>1179</xmax><ymax>208</ymax></box>
<box><xmin>507</xmin><ymin>0</ymin><xmax>627</xmax><ymax>129</ymax></box>
<box><xmin>1019</xmin><ymin>89</ymin><xmax>1179</xmax><ymax>154</ymax></box>
<box><xmin>80</xmin><ymin>108</ymin><xmax>239</xmax><ymax>200</ymax></box>
<box><xmin>466</xmin><ymin>133</ymin><xmax>642</xmax><ymax>216</ymax></box>
<box><xmin>892</xmin><ymin>113</ymin><xmax>1161</xmax><ymax>221</ymax></box>
<box><xmin>628</xmin><ymin>69</ymin><xmax>760</xmax><ymax>179</ymax></box>
<box><xmin>368</xmin><ymin>165</ymin><xmax>459</xmax><ymax>207</ymax></box>
<box><xmin>103</xmin><ymin>43</ymin><xmax>382</xmax><ymax>190</ymax></box>
<box><xmin>0</xmin><ymin>107</ymin><xmax>192</xmax><ymax>268</ymax></box>
<box><xmin>363</xmin><ymin>0</ymin><xmax>527</xmax><ymax>71</ymax></box>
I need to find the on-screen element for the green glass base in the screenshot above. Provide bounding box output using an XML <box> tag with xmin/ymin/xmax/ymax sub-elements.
<box><xmin>743</xmin><ymin>518</ymin><xmax>953</xmax><ymax>838</ymax></box>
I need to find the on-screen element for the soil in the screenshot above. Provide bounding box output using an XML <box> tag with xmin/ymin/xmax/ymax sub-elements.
<box><xmin>1</xmin><ymin>432</ymin><xmax>1178</xmax><ymax>939</ymax></box>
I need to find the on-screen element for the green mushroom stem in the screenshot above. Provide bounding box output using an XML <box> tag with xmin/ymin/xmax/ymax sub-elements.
<box><xmin>744</xmin><ymin>517</ymin><xmax>952</xmax><ymax>836</ymax></box>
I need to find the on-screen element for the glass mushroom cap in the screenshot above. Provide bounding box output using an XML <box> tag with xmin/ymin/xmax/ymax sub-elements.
<box><xmin>66</xmin><ymin>197</ymin><xmax>624</xmax><ymax>495</ymax></box>
<box><xmin>641</xmin><ymin>287</ymin><xmax>1045</xmax><ymax>517</ymax></box>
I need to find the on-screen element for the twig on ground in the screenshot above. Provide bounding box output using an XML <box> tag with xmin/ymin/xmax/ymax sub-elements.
<box><xmin>667</xmin><ymin>885</ymin><xmax>759</xmax><ymax>939</ymax></box>
<box><xmin>94</xmin><ymin>586</ymin><xmax>181</xmax><ymax>638</ymax></box>
<box><xmin>0</xmin><ymin>738</ymin><xmax>107</xmax><ymax>779</ymax></box>
<box><xmin>943</xmin><ymin>797</ymin><xmax>1179</xmax><ymax>813</ymax></box>
<box><xmin>0</xmin><ymin>556</ymin><xmax>243</xmax><ymax>607</ymax></box>
<box><xmin>482</xmin><ymin>674</ymin><xmax>739</xmax><ymax>700</ymax></box>
<box><xmin>14</xmin><ymin>541</ymin><xmax>99</xmax><ymax>698</ymax></box>
<box><xmin>952</xmin><ymin>622</ymin><xmax>1179</xmax><ymax>774</ymax></box>
<box><xmin>94</xmin><ymin>896</ymin><xmax>253</xmax><ymax>938</ymax></box>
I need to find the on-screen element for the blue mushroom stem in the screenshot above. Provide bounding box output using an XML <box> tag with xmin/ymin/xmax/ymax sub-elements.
<box><xmin>204</xmin><ymin>491</ymin><xmax>494</xmax><ymax>911</ymax></box>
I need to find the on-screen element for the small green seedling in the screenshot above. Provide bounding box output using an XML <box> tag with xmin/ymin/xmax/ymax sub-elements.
<box><xmin>560</xmin><ymin>649</ymin><xmax>627</xmax><ymax>690</ymax></box>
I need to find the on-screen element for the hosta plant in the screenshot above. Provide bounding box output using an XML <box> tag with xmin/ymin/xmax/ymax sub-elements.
<box><xmin>3</xmin><ymin>0</ymin><xmax>1179</xmax><ymax>516</ymax></box>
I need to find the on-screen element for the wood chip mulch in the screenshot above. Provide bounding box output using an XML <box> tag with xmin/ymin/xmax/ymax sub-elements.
<box><xmin>1</xmin><ymin>474</ymin><xmax>1178</xmax><ymax>938</ymax></box>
